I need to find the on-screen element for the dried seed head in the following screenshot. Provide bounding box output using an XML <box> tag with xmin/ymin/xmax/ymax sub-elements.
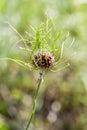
<box><xmin>33</xmin><ymin>53</ymin><xmax>55</xmax><ymax>68</ymax></box>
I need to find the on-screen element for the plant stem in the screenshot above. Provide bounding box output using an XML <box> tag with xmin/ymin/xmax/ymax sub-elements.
<box><xmin>25</xmin><ymin>70</ymin><xmax>44</xmax><ymax>130</ymax></box>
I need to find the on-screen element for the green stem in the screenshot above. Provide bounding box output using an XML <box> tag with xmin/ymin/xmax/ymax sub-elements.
<box><xmin>25</xmin><ymin>70</ymin><xmax>44</xmax><ymax>130</ymax></box>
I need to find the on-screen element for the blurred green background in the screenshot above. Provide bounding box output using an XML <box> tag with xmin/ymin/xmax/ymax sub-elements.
<box><xmin>0</xmin><ymin>0</ymin><xmax>87</xmax><ymax>130</ymax></box>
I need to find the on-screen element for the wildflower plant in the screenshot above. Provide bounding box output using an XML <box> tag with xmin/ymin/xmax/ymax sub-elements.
<box><xmin>1</xmin><ymin>20</ymin><xmax>74</xmax><ymax>130</ymax></box>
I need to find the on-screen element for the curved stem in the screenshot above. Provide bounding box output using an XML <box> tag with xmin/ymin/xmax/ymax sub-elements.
<box><xmin>25</xmin><ymin>70</ymin><xmax>44</xmax><ymax>130</ymax></box>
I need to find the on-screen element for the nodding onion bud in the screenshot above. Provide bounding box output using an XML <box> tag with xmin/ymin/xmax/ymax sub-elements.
<box><xmin>33</xmin><ymin>53</ymin><xmax>55</xmax><ymax>68</ymax></box>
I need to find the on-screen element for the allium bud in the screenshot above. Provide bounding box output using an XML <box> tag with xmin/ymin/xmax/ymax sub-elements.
<box><xmin>33</xmin><ymin>53</ymin><xmax>55</xmax><ymax>68</ymax></box>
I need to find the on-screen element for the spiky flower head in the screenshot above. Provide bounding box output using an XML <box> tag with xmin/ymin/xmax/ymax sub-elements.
<box><xmin>6</xmin><ymin>20</ymin><xmax>72</xmax><ymax>72</ymax></box>
<box><xmin>23</xmin><ymin>21</ymin><xmax>71</xmax><ymax>71</ymax></box>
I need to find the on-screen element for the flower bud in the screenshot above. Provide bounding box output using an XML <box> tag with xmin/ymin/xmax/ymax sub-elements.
<box><xmin>33</xmin><ymin>53</ymin><xmax>55</xmax><ymax>68</ymax></box>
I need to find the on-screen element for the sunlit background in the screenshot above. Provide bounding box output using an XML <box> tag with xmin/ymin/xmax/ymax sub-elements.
<box><xmin>0</xmin><ymin>0</ymin><xmax>87</xmax><ymax>130</ymax></box>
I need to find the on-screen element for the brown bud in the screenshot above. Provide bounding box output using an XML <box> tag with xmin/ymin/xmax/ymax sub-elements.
<box><xmin>33</xmin><ymin>53</ymin><xmax>55</xmax><ymax>68</ymax></box>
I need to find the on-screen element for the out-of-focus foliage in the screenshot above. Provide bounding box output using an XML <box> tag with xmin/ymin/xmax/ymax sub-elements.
<box><xmin>0</xmin><ymin>0</ymin><xmax>87</xmax><ymax>130</ymax></box>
